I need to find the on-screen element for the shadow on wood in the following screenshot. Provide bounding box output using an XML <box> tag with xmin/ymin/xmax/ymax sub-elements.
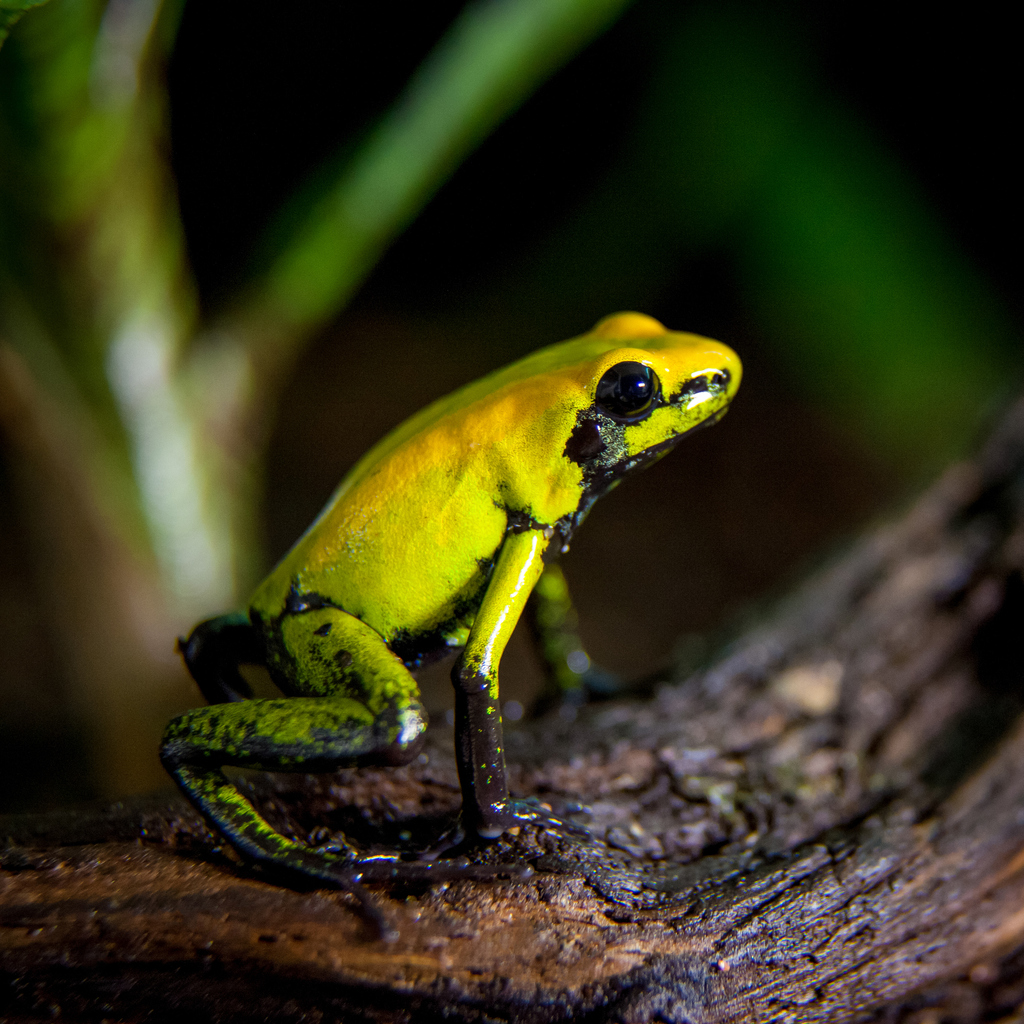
<box><xmin>6</xmin><ymin>399</ymin><xmax>1024</xmax><ymax>1022</ymax></box>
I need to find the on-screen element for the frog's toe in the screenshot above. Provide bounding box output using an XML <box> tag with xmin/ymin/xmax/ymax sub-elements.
<box><xmin>502</xmin><ymin>797</ymin><xmax>591</xmax><ymax>839</ymax></box>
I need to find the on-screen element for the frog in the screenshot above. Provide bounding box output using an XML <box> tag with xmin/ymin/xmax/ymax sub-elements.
<box><xmin>161</xmin><ymin>311</ymin><xmax>741</xmax><ymax>899</ymax></box>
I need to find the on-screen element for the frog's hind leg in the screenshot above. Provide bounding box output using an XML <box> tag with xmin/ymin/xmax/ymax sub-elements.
<box><xmin>165</xmin><ymin>607</ymin><xmax>427</xmax><ymax>871</ymax></box>
<box><xmin>179</xmin><ymin>612</ymin><xmax>264</xmax><ymax>704</ymax></box>
<box><xmin>165</xmin><ymin>608</ymin><xmax>528</xmax><ymax>937</ymax></box>
<box><xmin>161</xmin><ymin>689</ymin><xmax>426</xmax><ymax>872</ymax></box>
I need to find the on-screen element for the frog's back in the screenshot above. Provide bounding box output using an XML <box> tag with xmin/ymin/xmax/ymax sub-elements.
<box><xmin>251</xmin><ymin>363</ymin><xmax>590</xmax><ymax>648</ymax></box>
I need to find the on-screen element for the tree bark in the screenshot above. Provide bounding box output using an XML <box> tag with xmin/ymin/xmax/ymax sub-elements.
<box><xmin>6</xmin><ymin>399</ymin><xmax>1024</xmax><ymax>1023</ymax></box>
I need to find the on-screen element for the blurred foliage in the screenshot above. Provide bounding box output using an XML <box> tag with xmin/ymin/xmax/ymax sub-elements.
<box><xmin>250</xmin><ymin>0</ymin><xmax>636</xmax><ymax>336</ymax></box>
<box><xmin>0</xmin><ymin>0</ymin><xmax>50</xmax><ymax>46</ymax></box>
<box><xmin>0</xmin><ymin>0</ymin><xmax>1018</xmax><ymax>809</ymax></box>
<box><xmin>0</xmin><ymin>0</ymin><xmax>633</xmax><ymax>614</ymax></box>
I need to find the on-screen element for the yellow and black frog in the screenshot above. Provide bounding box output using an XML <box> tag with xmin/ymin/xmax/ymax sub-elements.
<box><xmin>162</xmin><ymin>312</ymin><xmax>741</xmax><ymax>899</ymax></box>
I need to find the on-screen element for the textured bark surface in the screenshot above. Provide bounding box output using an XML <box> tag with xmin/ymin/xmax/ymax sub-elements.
<box><xmin>6</xmin><ymin>400</ymin><xmax>1024</xmax><ymax>1023</ymax></box>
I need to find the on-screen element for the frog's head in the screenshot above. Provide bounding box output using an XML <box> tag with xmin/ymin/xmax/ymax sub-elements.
<box><xmin>558</xmin><ymin>312</ymin><xmax>741</xmax><ymax>507</ymax></box>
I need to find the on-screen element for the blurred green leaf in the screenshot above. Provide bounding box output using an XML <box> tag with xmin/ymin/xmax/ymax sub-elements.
<box><xmin>665</xmin><ymin>7</ymin><xmax>1014</xmax><ymax>466</ymax></box>
<box><xmin>0</xmin><ymin>0</ymin><xmax>51</xmax><ymax>48</ymax></box>
<box><xmin>239</xmin><ymin>0</ymin><xmax>634</xmax><ymax>343</ymax></box>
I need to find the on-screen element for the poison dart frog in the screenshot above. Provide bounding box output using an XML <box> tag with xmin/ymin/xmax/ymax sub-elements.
<box><xmin>162</xmin><ymin>312</ymin><xmax>741</xmax><ymax>894</ymax></box>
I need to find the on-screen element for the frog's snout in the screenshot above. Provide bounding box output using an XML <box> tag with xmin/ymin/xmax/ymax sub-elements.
<box><xmin>670</xmin><ymin>366</ymin><xmax>732</xmax><ymax>408</ymax></box>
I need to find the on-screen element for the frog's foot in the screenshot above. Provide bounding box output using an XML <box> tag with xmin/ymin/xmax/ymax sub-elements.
<box><xmin>178</xmin><ymin>613</ymin><xmax>263</xmax><ymax>704</ymax></box>
<box><xmin>255</xmin><ymin>845</ymin><xmax>398</xmax><ymax>940</ymax></box>
<box><xmin>323</xmin><ymin>854</ymin><xmax>534</xmax><ymax>943</ymax></box>
<box><xmin>477</xmin><ymin>797</ymin><xmax>590</xmax><ymax>840</ymax></box>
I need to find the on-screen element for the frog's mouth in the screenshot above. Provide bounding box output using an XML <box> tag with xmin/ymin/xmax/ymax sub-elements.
<box><xmin>673</xmin><ymin>402</ymin><xmax>729</xmax><ymax>437</ymax></box>
<box><xmin>599</xmin><ymin>401</ymin><xmax>730</xmax><ymax>483</ymax></box>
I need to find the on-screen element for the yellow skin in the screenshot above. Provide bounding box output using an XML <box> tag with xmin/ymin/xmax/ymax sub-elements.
<box><xmin>162</xmin><ymin>312</ymin><xmax>741</xmax><ymax>888</ymax></box>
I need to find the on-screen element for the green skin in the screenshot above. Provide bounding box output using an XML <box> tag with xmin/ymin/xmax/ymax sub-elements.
<box><xmin>162</xmin><ymin>313</ymin><xmax>741</xmax><ymax>893</ymax></box>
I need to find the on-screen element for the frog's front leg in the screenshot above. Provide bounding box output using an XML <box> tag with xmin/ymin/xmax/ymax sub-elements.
<box><xmin>163</xmin><ymin>607</ymin><xmax>427</xmax><ymax>885</ymax></box>
<box><xmin>453</xmin><ymin>528</ymin><xmax>551</xmax><ymax>838</ymax></box>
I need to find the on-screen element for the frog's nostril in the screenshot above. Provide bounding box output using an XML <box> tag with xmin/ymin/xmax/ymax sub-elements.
<box><xmin>674</xmin><ymin>375</ymin><xmax>709</xmax><ymax>401</ymax></box>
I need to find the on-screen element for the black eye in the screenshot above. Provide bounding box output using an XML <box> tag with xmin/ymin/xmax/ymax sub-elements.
<box><xmin>595</xmin><ymin>361</ymin><xmax>659</xmax><ymax>420</ymax></box>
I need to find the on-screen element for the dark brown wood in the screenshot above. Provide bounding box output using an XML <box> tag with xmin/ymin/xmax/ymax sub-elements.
<box><xmin>6</xmin><ymin>399</ymin><xmax>1024</xmax><ymax>1023</ymax></box>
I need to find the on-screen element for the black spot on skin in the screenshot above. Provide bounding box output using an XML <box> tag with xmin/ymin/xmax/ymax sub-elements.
<box><xmin>314</xmin><ymin>623</ymin><xmax>332</xmax><ymax>636</ymax></box>
<box><xmin>504</xmin><ymin>508</ymin><xmax>548</xmax><ymax>534</ymax></box>
<box><xmin>563</xmin><ymin>419</ymin><xmax>606</xmax><ymax>464</ymax></box>
<box><xmin>561</xmin><ymin>407</ymin><xmax>630</xmax><ymax>503</ymax></box>
<box><xmin>334</xmin><ymin>650</ymin><xmax>353</xmax><ymax>669</ymax></box>
<box><xmin>672</xmin><ymin>376</ymin><xmax>709</xmax><ymax>403</ymax></box>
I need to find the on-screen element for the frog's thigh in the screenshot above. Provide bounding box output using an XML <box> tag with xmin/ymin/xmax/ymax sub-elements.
<box><xmin>167</xmin><ymin>606</ymin><xmax>425</xmax><ymax>771</ymax></box>
<box><xmin>276</xmin><ymin>606</ymin><xmax>422</xmax><ymax>715</ymax></box>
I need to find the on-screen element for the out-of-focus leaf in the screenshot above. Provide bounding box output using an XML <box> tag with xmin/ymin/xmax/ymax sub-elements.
<box><xmin>0</xmin><ymin>0</ymin><xmax>51</xmax><ymax>48</ymax></box>
<box><xmin>238</xmin><ymin>0</ymin><xmax>634</xmax><ymax>346</ymax></box>
<box><xmin>0</xmin><ymin>0</ymin><xmax>222</xmax><ymax>609</ymax></box>
<box><xmin>671</xmin><ymin>9</ymin><xmax>1012</xmax><ymax>467</ymax></box>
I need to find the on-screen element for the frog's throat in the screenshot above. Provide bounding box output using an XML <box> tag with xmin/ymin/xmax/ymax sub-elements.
<box><xmin>565</xmin><ymin>399</ymin><xmax>732</xmax><ymax>518</ymax></box>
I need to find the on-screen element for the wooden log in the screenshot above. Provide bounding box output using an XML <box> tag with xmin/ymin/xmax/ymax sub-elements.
<box><xmin>5</xmin><ymin>399</ymin><xmax>1024</xmax><ymax>1022</ymax></box>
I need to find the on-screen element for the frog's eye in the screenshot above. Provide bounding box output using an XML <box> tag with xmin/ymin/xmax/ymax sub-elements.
<box><xmin>595</xmin><ymin>361</ymin><xmax>659</xmax><ymax>420</ymax></box>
